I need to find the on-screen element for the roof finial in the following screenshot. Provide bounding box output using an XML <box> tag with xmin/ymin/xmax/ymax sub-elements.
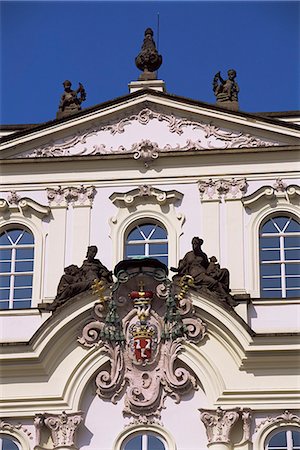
<box><xmin>135</xmin><ymin>27</ymin><xmax>162</xmax><ymax>81</ymax></box>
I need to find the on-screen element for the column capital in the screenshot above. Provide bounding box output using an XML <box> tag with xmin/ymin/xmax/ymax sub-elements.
<box><xmin>35</xmin><ymin>411</ymin><xmax>83</xmax><ymax>449</ymax></box>
<box><xmin>199</xmin><ymin>407</ymin><xmax>239</xmax><ymax>444</ymax></box>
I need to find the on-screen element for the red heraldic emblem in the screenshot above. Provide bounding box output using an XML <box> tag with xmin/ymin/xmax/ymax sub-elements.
<box><xmin>134</xmin><ymin>336</ymin><xmax>152</xmax><ymax>362</ymax></box>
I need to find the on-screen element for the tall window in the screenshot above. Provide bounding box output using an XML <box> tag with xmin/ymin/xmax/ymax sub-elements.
<box><xmin>0</xmin><ymin>437</ymin><xmax>20</xmax><ymax>450</ymax></box>
<box><xmin>267</xmin><ymin>429</ymin><xmax>300</xmax><ymax>450</ymax></box>
<box><xmin>124</xmin><ymin>434</ymin><xmax>166</xmax><ymax>450</ymax></box>
<box><xmin>259</xmin><ymin>216</ymin><xmax>300</xmax><ymax>298</ymax></box>
<box><xmin>125</xmin><ymin>223</ymin><xmax>168</xmax><ymax>266</ymax></box>
<box><xmin>0</xmin><ymin>228</ymin><xmax>34</xmax><ymax>309</ymax></box>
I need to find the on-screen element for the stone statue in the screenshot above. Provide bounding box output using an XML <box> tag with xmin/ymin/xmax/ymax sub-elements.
<box><xmin>172</xmin><ymin>237</ymin><xmax>236</xmax><ymax>307</ymax></box>
<box><xmin>49</xmin><ymin>246</ymin><xmax>112</xmax><ymax>311</ymax></box>
<box><xmin>213</xmin><ymin>69</ymin><xmax>239</xmax><ymax>111</ymax></box>
<box><xmin>135</xmin><ymin>28</ymin><xmax>162</xmax><ymax>80</ymax></box>
<box><xmin>56</xmin><ymin>80</ymin><xmax>86</xmax><ymax>119</ymax></box>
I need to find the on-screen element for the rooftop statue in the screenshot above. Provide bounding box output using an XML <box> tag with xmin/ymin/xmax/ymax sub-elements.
<box><xmin>172</xmin><ymin>237</ymin><xmax>237</xmax><ymax>307</ymax></box>
<box><xmin>213</xmin><ymin>69</ymin><xmax>239</xmax><ymax>111</ymax></box>
<box><xmin>48</xmin><ymin>245</ymin><xmax>112</xmax><ymax>311</ymax></box>
<box><xmin>135</xmin><ymin>27</ymin><xmax>162</xmax><ymax>80</ymax></box>
<box><xmin>56</xmin><ymin>80</ymin><xmax>86</xmax><ymax>119</ymax></box>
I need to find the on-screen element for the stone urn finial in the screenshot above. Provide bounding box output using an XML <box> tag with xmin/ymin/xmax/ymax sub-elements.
<box><xmin>135</xmin><ymin>27</ymin><xmax>162</xmax><ymax>81</ymax></box>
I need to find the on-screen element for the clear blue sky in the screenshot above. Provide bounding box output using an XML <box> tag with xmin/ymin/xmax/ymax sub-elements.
<box><xmin>1</xmin><ymin>1</ymin><xmax>299</xmax><ymax>124</ymax></box>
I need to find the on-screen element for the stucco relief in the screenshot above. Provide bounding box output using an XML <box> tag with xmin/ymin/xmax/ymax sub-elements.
<box><xmin>254</xmin><ymin>410</ymin><xmax>300</xmax><ymax>433</ymax></box>
<box><xmin>0</xmin><ymin>420</ymin><xmax>33</xmax><ymax>441</ymax></box>
<box><xmin>0</xmin><ymin>192</ymin><xmax>50</xmax><ymax>218</ymax></box>
<box><xmin>47</xmin><ymin>185</ymin><xmax>96</xmax><ymax>206</ymax></box>
<box><xmin>34</xmin><ymin>411</ymin><xmax>83</xmax><ymax>449</ymax></box>
<box><xmin>14</xmin><ymin>107</ymin><xmax>281</xmax><ymax>158</ymax></box>
<box><xmin>198</xmin><ymin>178</ymin><xmax>248</xmax><ymax>200</ymax></box>
<box><xmin>200</xmin><ymin>407</ymin><xmax>252</xmax><ymax>445</ymax></box>
<box><xmin>78</xmin><ymin>260</ymin><xmax>206</xmax><ymax>424</ymax></box>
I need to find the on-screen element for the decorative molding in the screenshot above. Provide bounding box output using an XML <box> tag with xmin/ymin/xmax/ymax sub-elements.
<box><xmin>0</xmin><ymin>192</ymin><xmax>50</xmax><ymax>218</ymax></box>
<box><xmin>198</xmin><ymin>178</ymin><xmax>248</xmax><ymax>201</ymax></box>
<box><xmin>14</xmin><ymin>107</ymin><xmax>281</xmax><ymax>158</ymax></box>
<box><xmin>0</xmin><ymin>420</ymin><xmax>33</xmax><ymax>440</ymax></box>
<box><xmin>79</xmin><ymin>262</ymin><xmax>206</xmax><ymax>422</ymax></box>
<box><xmin>132</xmin><ymin>139</ymin><xmax>159</xmax><ymax>166</ymax></box>
<box><xmin>34</xmin><ymin>411</ymin><xmax>83</xmax><ymax>449</ymax></box>
<box><xmin>110</xmin><ymin>185</ymin><xmax>183</xmax><ymax>208</ymax></box>
<box><xmin>47</xmin><ymin>185</ymin><xmax>96</xmax><ymax>207</ymax></box>
<box><xmin>254</xmin><ymin>410</ymin><xmax>300</xmax><ymax>433</ymax></box>
<box><xmin>242</xmin><ymin>180</ymin><xmax>300</xmax><ymax>210</ymax></box>
<box><xmin>200</xmin><ymin>407</ymin><xmax>240</xmax><ymax>444</ymax></box>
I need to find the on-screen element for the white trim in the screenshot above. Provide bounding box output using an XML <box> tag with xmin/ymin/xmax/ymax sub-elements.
<box><xmin>0</xmin><ymin>430</ymin><xmax>30</xmax><ymax>450</ymax></box>
<box><xmin>253</xmin><ymin>419</ymin><xmax>300</xmax><ymax>450</ymax></box>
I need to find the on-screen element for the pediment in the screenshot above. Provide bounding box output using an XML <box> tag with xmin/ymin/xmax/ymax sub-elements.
<box><xmin>1</xmin><ymin>92</ymin><xmax>299</xmax><ymax>160</ymax></box>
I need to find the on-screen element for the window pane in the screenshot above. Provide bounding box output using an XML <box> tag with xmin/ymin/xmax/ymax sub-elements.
<box><xmin>15</xmin><ymin>261</ymin><xmax>34</xmax><ymax>272</ymax></box>
<box><xmin>261</xmin><ymin>264</ymin><xmax>281</xmax><ymax>276</ymax></box>
<box><xmin>0</xmin><ymin>262</ymin><xmax>12</xmax><ymax>273</ymax></box>
<box><xmin>284</xmin><ymin>236</ymin><xmax>300</xmax><ymax>248</ymax></box>
<box><xmin>273</xmin><ymin>217</ymin><xmax>290</xmax><ymax>231</ymax></box>
<box><xmin>261</xmin><ymin>278</ymin><xmax>281</xmax><ymax>289</ymax></box>
<box><xmin>269</xmin><ymin>431</ymin><xmax>287</xmax><ymax>446</ymax></box>
<box><xmin>127</xmin><ymin>228</ymin><xmax>144</xmax><ymax>241</ymax></box>
<box><xmin>13</xmin><ymin>300</ymin><xmax>31</xmax><ymax>309</ymax></box>
<box><xmin>261</xmin><ymin>220</ymin><xmax>277</xmax><ymax>233</ymax></box>
<box><xmin>156</xmin><ymin>256</ymin><xmax>168</xmax><ymax>266</ymax></box>
<box><xmin>148</xmin><ymin>435</ymin><xmax>165</xmax><ymax>450</ymax></box>
<box><xmin>286</xmin><ymin>277</ymin><xmax>300</xmax><ymax>288</ymax></box>
<box><xmin>1</xmin><ymin>437</ymin><xmax>20</xmax><ymax>450</ymax></box>
<box><xmin>260</xmin><ymin>289</ymin><xmax>282</xmax><ymax>298</ymax></box>
<box><xmin>286</xmin><ymin>289</ymin><xmax>300</xmax><ymax>298</ymax></box>
<box><xmin>14</xmin><ymin>275</ymin><xmax>33</xmax><ymax>287</ymax></box>
<box><xmin>0</xmin><ymin>289</ymin><xmax>10</xmax><ymax>300</ymax></box>
<box><xmin>126</xmin><ymin>244</ymin><xmax>145</xmax><ymax>257</ymax></box>
<box><xmin>149</xmin><ymin>243</ymin><xmax>168</xmax><ymax>256</ymax></box>
<box><xmin>18</xmin><ymin>231</ymin><xmax>34</xmax><ymax>244</ymax></box>
<box><xmin>0</xmin><ymin>249</ymin><xmax>12</xmax><ymax>260</ymax></box>
<box><xmin>13</xmin><ymin>288</ymin><xmax>32</xmax><ymax>299</ymax></box>
<box><xmin>260</xmin><ymin>249</ymin><xmax>280</xmax><ymax>261</ymax></box>
<box><xmin>260</xmin><ymin>236</ymin><xmax>280</xmax><ymax>249</ymax></box>
<box><xmin>124</xmin><ymin>435</ymin><xmax>142</xmax><ymax>450</ymax></box>
<box><xmin>286</xmin><ymin>264</ymin><xmax>300</xmax><ymax>275</ymax></box>
<box><xmin>292</xmin><ymin>431</ymin><xmax>300</xmax><ymax>445</ymax></box>
<box><xmin>285</xmin><ymin>249</ymin><xmax>300</xmax><ymax>260</ymax></box>
<box><xmin>151</xmin><ymin>227</ymin><xmax>167</xmax><ymax>239</ymax></box>
<box><xmin>0</xmin><ymin>301</ymin><xmax>10</xmax><ymax>309</ymax></box>
<box><xmin>16</xmin><ymin>248</ymin><xmax>34</xmax><ymax>260</ymax></box>
<box><xmin>0</xmin><ymin>276</ymin><xmax>10</xmax><ymax>288</ymax></box>
<box><xmin>286</xmin><ymin>219</ymin><xmax>300</xmax><ymax>232</ymax></box>
<box><xmin>0</xmin><ymin>232</ymin><xmax>11</xmax><ymax>245</ymax></box>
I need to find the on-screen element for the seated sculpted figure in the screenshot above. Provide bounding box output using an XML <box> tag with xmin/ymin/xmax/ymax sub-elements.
<box><xmin>213</xmin><ymin>69</ymin><xmax>239</xmax><ymax>104</ymax></box>
<box><xmin>172</xmin><ymin>237</ymin><xmax>235</xmax><ymax>306</ymax></box>
<box><xmin>49</xmin><ymin>246</ymin><xmax>112</xmax><ymax>311</ymax></box>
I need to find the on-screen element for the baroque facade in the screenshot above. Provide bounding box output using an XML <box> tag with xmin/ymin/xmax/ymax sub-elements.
<box><xmin>0</xmin><ymin>68</ymin><xmax>300</xmax><ymax>450</ymax></box>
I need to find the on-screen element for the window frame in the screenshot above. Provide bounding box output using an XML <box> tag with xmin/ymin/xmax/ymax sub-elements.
<box><xmin>259</xmin><ymin>215</ymin><xmax>300</xmax><ymax>298</ymax></box>
<box><xmin>266</xmin><ymin>427</ymin><xmax>300</xmax><ymax>450</ymax></box>
<box><xmin>122</xmin><ymin>432</ymin><xmax>167</xmax><ymax>450</ymax></box>
<box><xmin>125</xmin><ymin>221</ymin><xmax>169</xmax><ymax>266</ymax></box>
<box><xmin>245</xmin><ymin>202</ymin><xmax>300</xmax><ymax>299</ymax></box>
<box><xmin>0</xmin><ymin>227</ymin><xmax>35</xmax><ymax>309</ymax></box>
<box><xmin>113</xmin><ymin>424</ymin><xmax>176</xmax><ymax>450</ymax></box>
<box><xmin>0</xmin><ymin>218</ymin><xmax>44</xmax><ymax>310</ymax></box>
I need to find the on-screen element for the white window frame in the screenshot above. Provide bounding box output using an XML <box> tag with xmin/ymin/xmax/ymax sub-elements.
<box><xmin>125</xmin><ymin>222</ymin><xmax>168</xmax><ymax>264</ymax></box>
<box><xmin>259</xmin><ymin>216</ymin><xmax>300</xmax><ymax>298</ymax></box>
<box><xmin>0</xmin><ymin>227</ymin><xmax>35</xmax><ymax>309</ymax></box>
<box><xmin>245</xmin><ymin>203</ymin><xmax>300</xmax><ymax>298</ymax></box>
<box><xmin>266</xmin><ymin>428</ymin><xmax>300</xmax><ymax>450</ymax></box>
<box><xmin>113</xmin><ymin>424</ymin><xmax>176</xmax><ymax>450</ymax></box>
<box><xmin>0</xmin><ymin>217</ymin><xmax>45</xmax><ymax>309</ymax></box>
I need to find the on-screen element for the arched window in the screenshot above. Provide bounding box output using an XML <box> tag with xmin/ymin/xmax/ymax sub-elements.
<box><xmin>124</xmin><ymin>433</ymin><xmax>166</xmax><ymax>450</ymax></box>
<box><xmin>259</xmin><ymin>216</ymin><xmax>300</xmax><ymax>298</ymax></box>
<box><xmin>266</xmin><ymin>429</ymin><xmax>300</xmax><ymax>449</ymax></box>
<box><xmin>0</xmin><ymin>228</ymin><xmax>34</xmax><ymax>309</ymax></box>
<box><xmin>0</xmin><ymin>436</ymin><xmax>21</xmax><ymax>450</ymax></box>
<box><xmin>125</xmin><ymin>223</ymin><xmax>168</xmax><ymax>266</ymax></box>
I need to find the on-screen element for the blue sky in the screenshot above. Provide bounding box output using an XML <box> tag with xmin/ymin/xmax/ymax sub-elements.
<box><xmin>1</xmin><ymin>1</ymin><xmax>299</xmax><ymax>124</ymax></box>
